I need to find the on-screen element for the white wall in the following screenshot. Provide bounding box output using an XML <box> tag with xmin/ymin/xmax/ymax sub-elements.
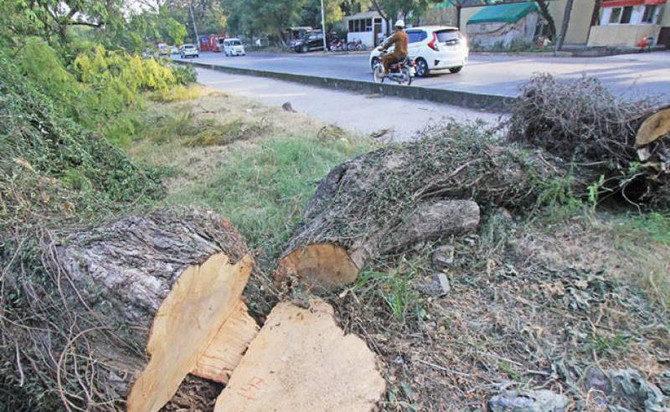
<box><xmin>347</xmin><ymin>32</ymin><xmax>375</xmax><ymax>47</ymax></box>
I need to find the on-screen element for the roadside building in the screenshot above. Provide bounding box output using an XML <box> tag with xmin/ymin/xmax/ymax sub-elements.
<box><xmin>341</xmin><ymin>10</ymin><xmax>391</xmax><ymax>47</ymax></box>
<box><xmin>459</xmin><ymin>0</ymin><xmax>596</xmax><ymax>47</ymax></box>
<box><xmin>465</xmin><ymin>2</ymin><xmax>542</xmax><ymax>49</ymax></box>
<box><xmin>588</xmin><ymin>0</ymin><xmax>669</xmax><ymax>47</ymax></box>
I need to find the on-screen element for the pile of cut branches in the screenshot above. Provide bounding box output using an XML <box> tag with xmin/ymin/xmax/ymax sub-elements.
<box><xmin>505</xmin><ymin>74</ymin><xmax>669</xmax><ymax>208</ymax></box>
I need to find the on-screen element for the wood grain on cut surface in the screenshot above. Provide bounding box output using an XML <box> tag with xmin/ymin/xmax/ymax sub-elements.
<box><xmin>127</xmin><ymin>253</ymin><xmax>253</xmax><ymax>412</ymax></box>
<box><xmin>214</xmin><ymin>299</ymin><xmax>386</xmax><ymax>412</ymax></box>
<box><xmin>192</xmin><ymin>300</ymin><xmax>260</xmax><ymax>383</ymax></box>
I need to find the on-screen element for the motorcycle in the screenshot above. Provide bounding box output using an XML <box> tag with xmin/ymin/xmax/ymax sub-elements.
<box><xmin>372</xmin><ymin>50</ymin><xmax>415</xmax><ymax>86</ymax></box>
<box><xmin>330</xmin><ymin>39</ymin><xmax>345</xmax><ymax>52</ymax></box>
<box><xmin>346</xmin><ymin>39</ymin><xmax>364</xmax><ymax>51</ymax></box>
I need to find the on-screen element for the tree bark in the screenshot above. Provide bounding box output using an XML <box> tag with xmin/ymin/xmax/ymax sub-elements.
<box><xmin>51</xmin><ymin>207</ymin><xmax>255</xmax><ymax>410</ymax></box>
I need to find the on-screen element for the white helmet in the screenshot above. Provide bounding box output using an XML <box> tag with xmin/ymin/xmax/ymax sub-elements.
<box><xmin>394</xmin><ymin>20</ymin><xmax>405</xmax><ymax>29</ymax></box>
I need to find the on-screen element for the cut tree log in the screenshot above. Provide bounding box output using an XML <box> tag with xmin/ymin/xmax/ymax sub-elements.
<box><xmin>213</xmin><ymin>299</ymin><xmax>386</xmax><ymax>411</ymax></box>
<box><xmin>636</xmin><ymin>107</ymin><xmax>670</xmax><ymax>176</ymax></box>
<box><xmin>636</xmin><ymin>107</ymin><xmax>670</xmax><ymax>147</ymax></box>
<box><xmin>53</xmin><ymin>208</ymin><xmax>257</xmax><ymax>411</ymax></box>
<box><xmin>276</xmin><ymin>130</ymin><xmax>560</xmax><ymax>290</ymax></box>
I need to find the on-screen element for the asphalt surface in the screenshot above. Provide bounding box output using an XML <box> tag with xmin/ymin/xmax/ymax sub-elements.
<box><xmin>177</xmin><ymin>51</ymin><xmax>670</xmax><ymax>102</ymax></box>
<box><xmin>196</xmin><ymin>68</ymin><xmax>500</xmax><ymax>142</ymax></box>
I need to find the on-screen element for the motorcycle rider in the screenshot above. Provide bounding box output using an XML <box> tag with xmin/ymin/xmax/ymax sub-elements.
<box><xmin>380</xmin><ymin>20</ymin><xmax>408</xmax><ymax>76</ymax></box>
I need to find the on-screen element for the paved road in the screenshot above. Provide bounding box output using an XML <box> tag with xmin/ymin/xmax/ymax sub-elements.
<box><xmin>178</xmin><ymin>51</ymin><xmax>670</xmax><ymax>102</ymax></box>
<box><xmin>196</xmin><ymin>68</ymin><xmax>499</xmax><ymax>142</ymax></box>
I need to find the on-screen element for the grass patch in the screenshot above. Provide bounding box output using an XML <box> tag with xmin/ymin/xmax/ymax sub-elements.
<box><xmin>166</xmin><ymin>135</ymin><xmax>371</xmax><ymax>262</ymax></box>
<box><xmin>126</xmin><ymin>88</ymin><xmax>374</xmax><ymax>264</ymax></box>
<box><xmin>627</xmin><ymin>212</ymin><xmax>670</xmax><ymax>244</ymax></box>
<box><xmin>609</xmin><ymin>212</ymin><xmax>670</xmax><ymax>308</ymax></box>
<box><xmin>182</xmin><ymin>117</ymin><xmax>270</xmax><ymax>147</ymax></box>
<box><xmin>589</xmin><ymin>332</ymin><xmax>630</xmax><ymax>358</ymax></box>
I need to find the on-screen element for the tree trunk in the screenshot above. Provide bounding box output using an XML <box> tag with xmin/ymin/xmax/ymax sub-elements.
<box><xmin>456</xmin><ymin>5</ymin><xmax>462</xmax><ymax>30</ymax></box>
<box><xmin>536</xmin><ymin>0</ymin><xmax>557</xmax><ymax>40</ymax></box>
<box><xmin>557</xmin><ymin>0</ymin><xmax>574</xmax><ymax>50</ymax></box>
<box><xmin>52</xmin><ymin>207</ymin><xmax>257</xmax><ymax>411</ymax></box>
<box><xmin>275</xmin><ymin>132</ymin><xmax>566</xmax><ymax>291</ymax></box>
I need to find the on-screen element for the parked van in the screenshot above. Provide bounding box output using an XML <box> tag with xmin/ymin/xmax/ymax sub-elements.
<box><xmin>223</xmin><ymin>38</ymin><xmax>246</xmax><ymax>56</ymax></box>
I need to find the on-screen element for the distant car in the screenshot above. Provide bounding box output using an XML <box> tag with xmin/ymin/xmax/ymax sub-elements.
<box><xmin>180</xmin><ymin>44</ymin><xmax>199</xmax><ymax>58</ymax></box>
<box><xmin>158</xmin><ymin>43</ymin><xmax>170</xmax><ymax>57</ymax></box>
<box><xmin>293</xmin><ymin>31</ymin><xmax>325</xmax><ymax>53</ymax></box>
<box><xmin>171</xmin><ymin>46</ymin><xmax>180</xmax><ymax>55</ymax></box>
<box><xmin>369</xmin><ymin>26</ymin><xmax>469</xmax><ymax>77</ymax></box>
<box><xmin>223</xmin><ymin>38</ymin><xmax>246</xmax><ymax>56</ymax></box>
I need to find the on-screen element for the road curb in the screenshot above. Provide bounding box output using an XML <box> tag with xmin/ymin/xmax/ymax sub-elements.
<box><xmin>175</xmin><ymin>60</ymin><xmax>516</xmax><ymax>113</ymax></box>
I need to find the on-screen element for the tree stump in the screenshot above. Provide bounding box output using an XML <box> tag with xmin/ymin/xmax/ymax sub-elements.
<box><xmin>52</xmin><ymin>208</ymin><xmax>257</xmax><ymax>412</ymax></box>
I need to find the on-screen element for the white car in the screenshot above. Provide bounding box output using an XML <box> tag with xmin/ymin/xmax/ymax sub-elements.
<box><xmin>223</xmin><ymin>38</ymin><xmax>246</xmax><ymax>56</ymax></box>
<box><xmin>369</xmin><ymin>26</ymin><xmax>469</xmax><ymax>77</ymax></box>
<box><xmin>180</xmin><ymin>44</ymin><xmax>199</xmax><ymax>58</ymax></box>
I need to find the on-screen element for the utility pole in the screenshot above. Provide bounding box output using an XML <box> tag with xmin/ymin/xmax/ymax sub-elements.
<box><xmin>189</xmin><ymin>1</ymin><xmax>200</xmax><ymax>48</ymax></box>
<box><xmin>556</xmin><ymin>0</ymin><xmax>574</xmax><ymax>51</ymax></box>
<box><xmin>321</xmin><ymin>0</ymin><xmax>328</xmax><ymax>51</ymax></box>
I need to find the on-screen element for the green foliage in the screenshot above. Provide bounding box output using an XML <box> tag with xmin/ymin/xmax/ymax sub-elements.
<box><xmin>587</xmin><ymin>175</ymin><xmax>606</xmax><ymax>213</ymax></box>
<box><xmin>12</xmin><ymin>40</ymin><xmax>187</xmax><ymax>132</ymax></box>
<box><xmin>498</xmin><ymin>361</ymin><xmax>522</xmax><ymax>381</ymax></box>
<box><xmin>356</xmin><ymin>263</ymin><xmax>423</xmax><ymax>323</ymax></box>
<box><xmin>589</xmin><ymin>332</ymin><xmax>629</xmax><ymax>357</ymax></box>
<box><xmin>0</xmin><ymin>0</ymin><xmax>123</xmax><ymax>43</ymax></box>
<box><xmin>370</xmin><ymin>270</ymin><xmax>417</xmax><ymax>322</ymax></box>
<box><xmin>172</xmin><ymin>64</ymin><xmax>198</xmax><ymax>85</ymax></box>
<box><xmin>0</xmin><ymin>50</ymin><xmax>164</xmax><ymax>228</ymax></box>
<box><xmin>625</xmin><ymin>212</ymin><xmax>670</xmax><ymax>245</ymax></box>
<box><xmin>533</xmin><ymin>174</ymin><xmax>584</xmax><ymax>220</ymax></box>
<box><xmin>377</xmin><ymin>0</ymin><xmax>434</xmax><ymax>22</ymax></box>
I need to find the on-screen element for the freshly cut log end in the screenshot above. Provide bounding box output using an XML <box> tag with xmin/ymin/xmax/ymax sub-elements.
<box><xmin>213</xmin><ymin>299</ymin><xmax>386</xmax><ymax>412</ymax></box>
<box><xmin>127</xmin><ymin>252</ymin><xmax>254</xmax><ymax>412</ymax></box>
<box><xmin>275</xmin><ymin>243</ymin><xmax>359</xmax><ymax>291</ymax></box>
<box><xmin>636</xmin><ymin>107</ymin><xmax>670</xmax><ymax>147</ymax></box>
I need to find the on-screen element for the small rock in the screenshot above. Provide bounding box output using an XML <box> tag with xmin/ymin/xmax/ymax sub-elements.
<box><xmin>497</xmin><ymin>207</ymin><xmax>513</xmax><ymax>220</ymax></box>
<box><xmin>488</xmin><ymin>390</ymin><xmax>568</xmax><ymax>412</ymax></box>
<box><xmin>282</xmin><ymin>102</ymin><xmax>297</xmax><ymax>112</ymax></box>
<box><xmin>437</xmin><ymin>273</ymin><xmax>451</xmax><ymax>294</ymax></box>
<box><xmin>413</xmin><ymin>272</ymin><xmax>450</xmax><ymax>297</ymax></box>
<box><xmin>432</xmin><ymin>245</ymin><xmax>455</xmax><ymax>270</ymax></box>
<box><xmin>585</xmin><ymin>367</ymin><xmax>611</xmax><ymax>395</ymax></box>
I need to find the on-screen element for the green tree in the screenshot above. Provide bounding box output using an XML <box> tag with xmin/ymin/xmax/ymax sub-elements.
<box><xmin>301</xmin><ymin>0</ymin><xmax>346</xmax><ymax>30</ymax></box>
<box><xmin>374</xmin><ymin>0</ymin><xmax>439</xmax><ymax>24</ymax></box>
<box><xmin>20</xmin><ymin>0</ymin><xmax>124</xmax><ymax>40</ymax></box>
